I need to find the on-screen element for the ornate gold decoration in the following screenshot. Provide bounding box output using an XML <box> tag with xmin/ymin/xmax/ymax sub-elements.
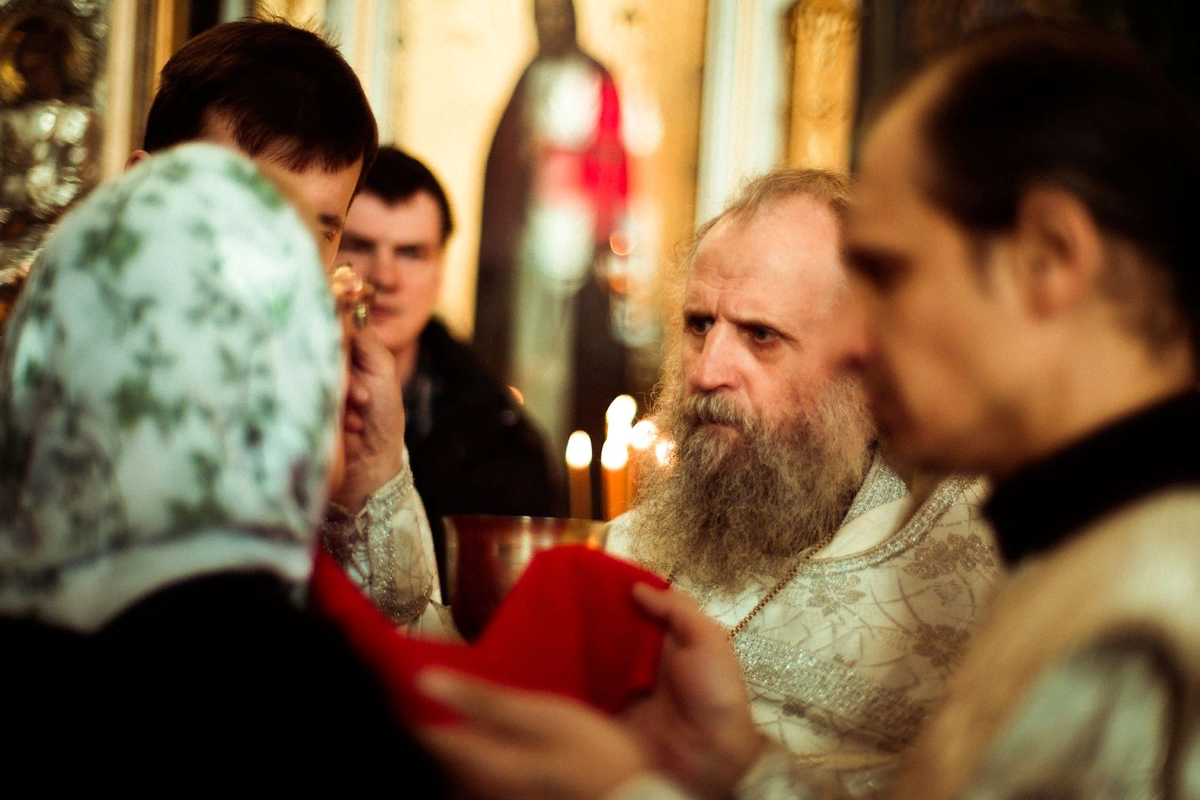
<box><xmin>0</xmin><ymin>1</ymin><xmax>99</xmax><ymax>106</ymax></box>
<box><xmin>0</xmin><ymin>0</ymin><xmax>106</xmax><ymax>323</ymax></box>
<box><xmin>787</xmin><ymin>0</ymin><xmax>861</xmax><ymax>172</ymax></box>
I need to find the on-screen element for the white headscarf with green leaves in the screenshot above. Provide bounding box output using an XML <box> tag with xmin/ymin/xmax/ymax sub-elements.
<box><xmin>0</xmin><ymin>143</ymin><xmax>344</xmax><ymax>632</ymax></box>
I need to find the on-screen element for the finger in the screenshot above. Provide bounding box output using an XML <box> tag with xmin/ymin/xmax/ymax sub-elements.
<box><xmin>346</xmin><ymin>323</ymin><xmax>392</xmax><ymax>375</ymax></box>
<box><xmin>418</xmin><ymin>726</ymin><xmax>537</xmax><ymax>800</ymax></box>
<box><xmin>632</xmin><ymin>583</ymin><xmax>717</xmax><ymax>648</ymax></box>
<box><xmin>342</xmin><ymin>412</ymin><xmax>365</xmax><ymax>434</ymax></box>
<box><xmin>347</xmin><ymin>380</ymin><xmax>371</xmax><ymax>406</ymax></box>
<box><xmin>417</xmin><ymin>669</ymin><xmax>569</xmax><ymax>741</ymax></box>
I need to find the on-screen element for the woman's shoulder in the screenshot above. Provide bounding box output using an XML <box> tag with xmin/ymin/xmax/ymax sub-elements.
<box><xmin>93</xmin><ymin>571</ymin><xmax>442</xmax><ymax>786</ymax></box>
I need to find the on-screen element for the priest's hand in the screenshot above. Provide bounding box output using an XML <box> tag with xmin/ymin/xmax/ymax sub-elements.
<box><xmin>620</xmin><ymin>584</ymin><xmax>764</xmax><ymax>800</ymax></box>
<box><xmin>330</xmin><ymin>324</ymin><xmax>406</xmax><ymax>513</ymax></box>
<box><xmin>415</xmin><ymin>670</ymin><xmax>650</xmax><ymax>800</ymax></box>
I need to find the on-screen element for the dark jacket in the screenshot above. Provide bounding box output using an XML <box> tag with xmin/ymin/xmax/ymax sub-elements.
<box><xmin>404</xmin><ymin>319</ymin><xmax>566</xmax><ymax>594</ymax></box>
<box><xmin>2</xmin><ymin>571</ymin><xmax>444</xmax><ymax>793</ymax></box>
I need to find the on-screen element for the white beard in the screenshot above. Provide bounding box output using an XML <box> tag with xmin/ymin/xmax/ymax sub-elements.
<box><xmin>630</xmin><ymin>375</ymin><xmax>874</xmax><ymax>593</ymax></box>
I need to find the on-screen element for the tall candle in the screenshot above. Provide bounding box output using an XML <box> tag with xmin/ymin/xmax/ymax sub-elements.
<box><xmin>565</xmin><ymin>431</ymin><xmax>593</xmax><ymax>520</ymax></box>
<box><xmin>601</xmin><ymin>435</ymin><xmax>629</xmax><ymax>521</ymax></box>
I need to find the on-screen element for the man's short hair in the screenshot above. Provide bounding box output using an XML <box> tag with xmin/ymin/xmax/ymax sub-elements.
<box><xmin>683</xmin><ymin>169</ymin><xmax>849</xmax><ymax>273</ymax></box>
<box><xmin>142</xmin><ymin>19</ymin><xmax>378</xmax><ymax>191</ymax></box>
<box><xmin>361</xmin><ymin>146</ymin><xmax>455</xmax><ymax>244</ymax></box>
<box><xmin>912</xmin><ymin>25</ymin><xmax>1200</xmax><ymax>352</ymax></box>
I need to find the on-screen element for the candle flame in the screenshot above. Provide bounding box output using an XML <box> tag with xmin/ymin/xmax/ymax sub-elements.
<box><xmin>601</xmin><ymin>436</ymin><xmax>629</xmax><ymax>469</ymax></box>
<box><xmin>566</xmin><ymin>430</ymin><xmax>593</xmax><ymax>468</ymax></box>
<box><xmin>629</xmin><ymin>419</ymin><xmax>658</xmax><ymax>451</ymax></box>
<box><xmin>605</xmin><ymin>394</ymin><xmax>637</xmax><ymax>435</ymax></box>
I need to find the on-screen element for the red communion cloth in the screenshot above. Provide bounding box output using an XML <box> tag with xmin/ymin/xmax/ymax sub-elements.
<box><xmin>310</xmin><ymin>546</ymin><xmax>668</xmax><ymax>724</ymax></box>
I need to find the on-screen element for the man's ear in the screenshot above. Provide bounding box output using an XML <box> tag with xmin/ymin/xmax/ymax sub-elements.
<box><xmin>125</xmin><ymin>150</ymin><xmax>150</xmax><ymax>170</ymax></box>
<box><xmin>1011</xmin><ymin>186</ymin><xmax>1105</xmax><ymax>319</ymax></box>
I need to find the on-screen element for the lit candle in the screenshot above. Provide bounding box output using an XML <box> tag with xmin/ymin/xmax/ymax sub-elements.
<box><xmin>605</xmin><ymin>394</ymin><xmax>637</xmax><ymax>438</ymax></box>
<box><xmin>565</xmin><ymin>431</ymin><xmax>593</xmax><ymax>520</ymax></box>
<box><xmin>601</xmin><ymin>435</ymin><xmax>629</xmax><ymax>521</ymax></box>
<box><xmin>627</xmin><ymin>419</ymin><xmax>658</xmax><ymax>502</ymax></box>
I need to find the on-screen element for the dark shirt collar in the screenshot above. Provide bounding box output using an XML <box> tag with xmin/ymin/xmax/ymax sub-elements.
<box><xmin>984</xmin><ymin>390</ymin><xmax>1200</xmax><ymax>566</ymax></box>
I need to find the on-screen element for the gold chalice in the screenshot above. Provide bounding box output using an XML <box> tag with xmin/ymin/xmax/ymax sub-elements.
<box><xmin>443</xmin><ymin>515</ymin><xmax>608</xmax><ymax>641</ymax></box>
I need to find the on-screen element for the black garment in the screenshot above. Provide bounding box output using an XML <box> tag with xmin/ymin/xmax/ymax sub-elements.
<box><xmin>985</xmin><ymin>390</ymin><xmax>1200</xmax><ymax>566</ymax></box>
<box><xmin>2</xmin><ymin>571</ymin><xmax>444</xmax><ymax>794</ymax></box>
<box><xmin>404</xmin><ymin>319</ymin><xmax>566</xmax><ymax>594</ymax></box>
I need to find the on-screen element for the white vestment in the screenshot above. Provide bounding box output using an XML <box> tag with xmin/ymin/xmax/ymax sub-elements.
<box><xmin>319</xmin><ymin>447</ymin><xmax>456</xmax><ymax>638</ymax></box>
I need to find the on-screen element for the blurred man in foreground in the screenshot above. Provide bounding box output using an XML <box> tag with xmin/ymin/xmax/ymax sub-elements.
<box><xmin>843</xmin><ymin>23</ymin><xmax>1200</xmax><ymax>799</ymax></box>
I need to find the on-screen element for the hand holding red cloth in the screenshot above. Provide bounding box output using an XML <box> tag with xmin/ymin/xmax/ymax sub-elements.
<box><xmin>309</xmin><ymin>545</ymin><xmax>668</xmax><ymax>725</ymax></box>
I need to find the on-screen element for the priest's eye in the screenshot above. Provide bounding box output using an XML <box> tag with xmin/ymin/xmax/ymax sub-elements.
<box><xmin>685</xmin><ymin>315</ymin><xmax>712</xmax><ymax>336</ymax></box>
<box><xmin>749</xmin><ymin>326</ymin><xmax>778</xmax><ymax>344</ymax></box>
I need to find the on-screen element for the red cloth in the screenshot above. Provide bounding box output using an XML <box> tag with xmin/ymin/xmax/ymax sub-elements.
<box><xmin>528</xmin><ymin>69</ymin><xmax>629</xmax><ymax>245</ymax></box>
<box><xmin>309</xmin><ymin>546</ymin><xmax>667</xmax><ymax>725</ymax></box>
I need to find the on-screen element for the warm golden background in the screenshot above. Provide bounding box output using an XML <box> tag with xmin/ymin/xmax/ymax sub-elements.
<box><xmin>94</xmin><ymin>0</ymin><xmax>860</xmax><ymax>348</ymax></box>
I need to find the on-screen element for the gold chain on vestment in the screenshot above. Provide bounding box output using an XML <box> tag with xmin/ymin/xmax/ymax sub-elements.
<box><xmin>670</xmin><ymin>528</ymin><xmax>838</xmax><ymax>640</ymax></box>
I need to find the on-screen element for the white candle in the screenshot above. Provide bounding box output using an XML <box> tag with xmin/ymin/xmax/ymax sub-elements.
<box><xmin>565</xmin><ymin>431</ymin><xmax>593</xmax><ymax>520</ymax></box>
<box><xmin>601</xmin><ymin>435</ymin><xmax>630</xmax><ymax>521</ymax></box>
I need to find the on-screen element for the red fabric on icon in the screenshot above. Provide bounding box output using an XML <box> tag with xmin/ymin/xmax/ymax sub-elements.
<box><xmin>309</xmin><ymin>545</ymin><xmax>667</xmax><ymax>725</ymax></box>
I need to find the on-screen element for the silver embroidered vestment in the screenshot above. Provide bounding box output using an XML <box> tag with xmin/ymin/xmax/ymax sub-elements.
<box><xmin>320</xmin><ymin>451</ymin><xmax>456</xmax><ymax>638</ymax></box>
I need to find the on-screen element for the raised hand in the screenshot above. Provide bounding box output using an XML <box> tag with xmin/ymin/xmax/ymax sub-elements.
<box><xmin>620</xmin><ymin>584</ymin><xmax>764</xmax><ymax>799</ymax></box>
<box><xmin>330</xmin><ymin>322</ymin><xmax>407</xmax><ymax>513</ymax></box>
<box><xmin>416</xmin><ymin>669</ymin><xmax>650</xmax><ymax>800</ymax></box>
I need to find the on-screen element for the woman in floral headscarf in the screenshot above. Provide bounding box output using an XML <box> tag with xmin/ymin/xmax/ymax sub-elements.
<box><xmin>0</xmin><ymin>143</ymin><xmax>442</xmax><ymax>790</ymax></box>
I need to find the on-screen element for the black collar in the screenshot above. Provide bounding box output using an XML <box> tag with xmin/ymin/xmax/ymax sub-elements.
<box><xmin>984</xmin><ymin>390</ymin><xmax>1200</xmax><ymax>566</ymax></box>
